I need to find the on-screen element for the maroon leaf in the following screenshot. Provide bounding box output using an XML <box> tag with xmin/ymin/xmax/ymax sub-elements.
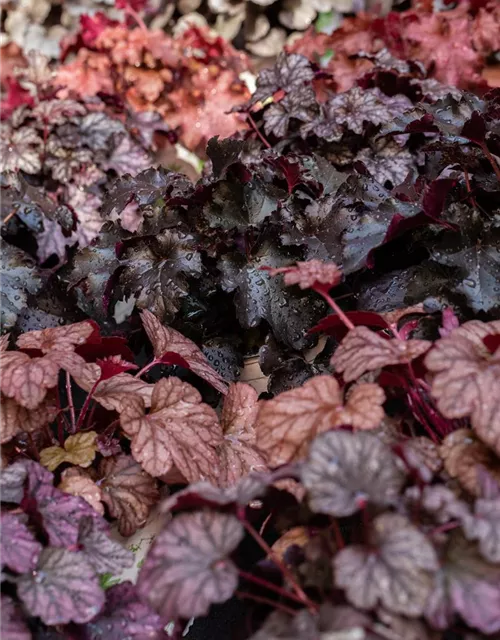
<box><xmin>302</xmin><ymin>431</ymin><xmax>405</xmax><ymax>517</ymax></box>
<box><xmin>95</xmin><ymin>355</ymin><xmax>138</xmax><ymax>381</ymax></box>
<box><xmin>141</xmin><ymin>309</ymin><xmax>228</xmax><ymax>394</ymax></box>
<box><xmin>0</xmin><ymin>512</ymin><xmax>42</xmax><ymax>574</ymax></box>
<box><xmin>0</xmin><ymin>595</ymin><xmax>30</xmax><ymax>640</ymax></box>
<box><xmin>137</xmin><ymin>511</ymin><xmax>243</xmax><ymax>621</ymax></box>
<box><xmin>335</xmin><ymin>513</ymin><xmax>438</xmax><ymax>616</ymax></box>
<box><xmin>83</xmin><ymin>581</ymin><xmax>164</xmax><ymax>640</ymax></box>
<box><xmin>17</xmin><ymin>548</ymin><xmax>105</xmax><ymax>625</ymax></box>
<box><xmin>78</xmin><ymin>516</ymin><xmax>134</xmax><ymax>575</ymax></box>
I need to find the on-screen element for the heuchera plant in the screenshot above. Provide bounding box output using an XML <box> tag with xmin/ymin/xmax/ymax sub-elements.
<box><xmin>1</xmin><ymin>6</ymin><xmax>500</xmax><ymax>638</ymax></box>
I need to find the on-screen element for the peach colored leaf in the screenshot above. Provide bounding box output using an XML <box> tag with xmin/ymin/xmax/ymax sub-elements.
<box><xmin>341</xmin><ymin>383</ymin><xmax>386</xmax><ymax>430</ymax></box>
<box><xmin>119</xmin><ymin>378</ymin><xmax>223</xmax><ymax>480</ymax></box>
<box><xmin>94</xmin><ymin>374</ymin><xmax>154</xmax><ymax>412</ymax></box>
<box><xmin>0</xmin><ymin>334</ymin><xmax>10</xmax><ymax>352</ymax></box>
<box><xmin>218</xmin><ymin>383</ymin><xmax>267</xmax><ymax>487</ymax></box>
<box><xmin>331</xmin><ymin>326</ymin><xmax>431</xmax><ymax>382</ymax></box>
<box><xmin>255</xmin><ymin>375</ymin><xmax>385</xmax><ymax>466</ymax></box>
<box><xmin>141</xmin><ymin>310</ymin><xmax>228</xmax><ymax>395</ymax></box>
<box><xmin>98</xmin><ymin>454</ymin><xmax>159</xmax><ymax>537</ymax></box>
<box><xmin>334</xmin><ymin>513</ymin><xmax>438</xmax><ymax>616</ymax></box>
<box><xmin>137</xmin><ymin>511</ymin><xmax>243</xmax><ymax>621</ymax></box>
<box><xmin>266</xmin><ymin>260</ymin><xmax>343</xmax><ymax>291</ymax></box>
<box><xmin>0</xmin><ymin>351</ymin><xmax>60</xmax><ymax>409</ymax></box>
<box><xmin>16</xmin><ymin>321</ymin><xmax>95</xmax><ymax>353</ymax></box>
<box><xmin>40</xmin><ymin>431</ymin><xmax>98</xmax><ymax>472</ymax></box>
<box><xmin>0</xmin><ymin>393</ymin><xmax>57</xmax><ymax>444</ymax></box>
<box><xmin>425</xmin><ymin>320</ymin><xmax>500</xmax><ymax>453</ymax></box>
<box><xmin>440</xmin><ymin>429</ymin><xmax>500</xmax><ymax>497</ymax></box>
<box><xmin>271</xmin><ymin>527</ymin><xmax>309</xmax><ymax>562</ymax></box>
<box><xmin>59</xmin><ymin>468</ymin><xmax>104</xmax><ymax>516</ymax></box>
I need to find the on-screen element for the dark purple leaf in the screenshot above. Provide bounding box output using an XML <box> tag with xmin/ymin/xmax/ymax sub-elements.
<box><xmin>78</xmin><ymin>516</ymin><xmax>134</xmax><ymax>575</ymax></box>
<box><xmin>1</xmin><ymin>243</ymin><xmax>43</xmax><ymax>331</ymax></box>
<box><xmin>102</xmin><ymin>167</ymin><xmax>193</xmax><ymax>218</ymax></box>
<box><xmin>0</xmin><ymin>512</ymin><xmax>42</xmax><ymax>573</ymax></box>
<box><xmin>422</xmin><ymin>179</ymin><xmax>457</xmax><ymax>222</ymax></box>
<box><xmin>206</xmin><ymin>136</ymin><xmax>244</xmax><ymax>179</ymax></box>
<box><xmin>83</xmin><ymin>581</ymin><xmax>164</xmax><ymax>640</ymax></box>
<box><xmin>1</xmin><ymin>595</ymin><xmax>31</xmax><ymax>640</ymax></box>
<box><xmin>17</xmin><ymin>548</ymin><xmax>105</xmax><ymax>625</ymax></box>
<box><xmin>302</xmin><ymin>431</ymin><xmax>406</xmax><ymax>517</ymax></box>
<box><xmin>461</xmin><ymin>111</ymin><xmax>487</xmax><ymax>144</ymax></box>
<box><xmin>137</xmin><ymin>511</ymin><xmax>244</xmax><ymax>621</ymax></box>
<box><xmin>251</xmin><ymin>53</ymin><xmax>314</xmax><ymax>105</ymax></box>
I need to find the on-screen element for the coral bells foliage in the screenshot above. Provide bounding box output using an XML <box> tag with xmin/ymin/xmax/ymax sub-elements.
<box><xmin>56</xmin><ymin>18</ymin><xmax>251</xmax><ymax>150</ymax></box>
<box><xmin>290</xmin><ymin>1</ymin><xmax>500</xmax><ymax>92</ymax></box>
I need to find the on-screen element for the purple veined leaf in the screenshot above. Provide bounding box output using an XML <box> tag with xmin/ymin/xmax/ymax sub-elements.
<box><xmin>0</xmin><ymin>460</ymin><xmax>30</xmax><ymax>503</ymax></box>
<box><xmin>78</xmin><ymin>516</ymin><xmax>134</xmax><ymax>575</ymax></box>
<box><xmin>1</xmin><ymin>595</ymin><xmax>31</xmax><ymax>640</ymax></box>
<box><xmin>24</xmin><ymin>459</ymin><xmax>56</xmax><ymax>502</ymax></box>
<box><xmin>302</xmin><ymin>431</ymin><xmax>406</xmax><ymax>517</ymax></box>
<box><xmin>250</xmin><ymin>53</ymin><xmax>314</xmax><ymax>105</ymax></box>
<box><xmin>137</xmin><ymin>511</ymin><xmax>244</xmax><ymax>621</ymax></box>
<box><xmin>460</xmin><ymin>497</ymin><xmax>500</xmax><ymax>563</ymax></box>
<box><xmin>17</xmin><ymin>547</ymin><xmax>105</xmax><ymax>626</ymax></box>
<box><xmin>425</xmin><ymin>532</ymin><xmax>500</xmax><ymax>634</ymax></box>
<box><xmin>334</xmin><ymin>513</ymin><xmax>438</xmax><ymax>617</ymax></box>
<box><xmin>82</xmin><ymin>581</ymin><xmax>165</xmax><ymax>640</ymax></box>
<box><xmin>103</xmin><ymin>134</ymin><xmax>151</xmax><ymax>177</ymax></box>
<box><xmin>0</xmin><ymin>512</ymin><xmax>42</xmax><ymax>573</ymax></box>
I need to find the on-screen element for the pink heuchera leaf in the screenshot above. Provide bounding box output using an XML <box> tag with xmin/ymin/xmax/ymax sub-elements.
<box><xmin>255</xmin><ymin>375</ymin><xmax>386</xmax><ymax>466</ymax></box>
<box><xmin>331</xmin><ymin>326</ymin><xmax>431</xmax><ymax>382</ymax></box>
<box><xmin>335</xmin><ymin>513</ymin><xmax>438</xmax><ymax>616</ymax></box>
<box><xmin>141</xmin><ymin>310</ymin><xmax>229</xmax><ymax>394</ymax></box>
<box><xmin>425</xmin><ymin>533</ymin><xmax>500</xmax><ymax>633</ymax></box>
<box><xmin>119</xmin><ymin>377</ymin><xmax>223</xmax><ymax>480</ymax></box>
<box><xmin>439</xmin><ymin>307</ymin><xmax>460</xmax><ymax>338</ymax></box>
<box><xmin>264</xmin><ymin>259</ymin><xmax>343</xmax><ymax>292</ymax></box>
<box><xmin>0</xmin><ymin>351</ymin><xmax>61</xmax><ymax>409</ymax></box>
<box><xmin>137</xmin><ymin>511</ymin><xmax>243</xmax><ymax>621</ymax></box>
<box><xmin>302</xmin><ymin>430</ymin><xmax>405</xmax><ymax>517</ymax></box>
<box><xmin>98</xmin><ymin>454</ymin><xmax>159</xmax><ymax>537</ymax></box>
<box><xmin>74</xmin><ymin>368</ymin><xmax>154</xmax><ymax>412</ymax></box>
<box><xmin>78</xmin><ymin>516</ymin><xmax>134</xmax><ymax>575</ymax></box>
<box><xmin>1</xmin><ymin>392</ymin><xmax>58</xmax><ymax>444</ymax></box>
<box><xmin>1</xmin><ymin>595</ymin><xmax>30</xmax><ymax>640</ymax></box>
<box><xmin>0</xmin><ymin>512</ymin><xmax>42</xmax><ymax>573</ymax></box>
<box><xmin>83</xmin><ymin>581</ymin><xmax>164</xmax><ymax>640</ymax></box>
<box><xmin>217</xmin><ymin>382</ymin><xmax>267</xmax><ymax>487</ymax></box>
<box><xmin>17</xmin><ymin>548</ymin><xmax>105</xmax><ymax>625</ymax></box>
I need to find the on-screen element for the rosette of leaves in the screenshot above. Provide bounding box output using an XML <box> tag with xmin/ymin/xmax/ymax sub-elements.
<box><xmin>0</xmin><ymin>53</ymin><xmax>151</xmax><ymax>260</ymax></box>
<box><xmin>52</xmin><ymin>14</ymin><xmax>251</xmax><ymax>152</ymax></box>
<box><xmin>0</xmin><ymin>458</ymin><xmax>168</xmax><ymax>638</ymax></box>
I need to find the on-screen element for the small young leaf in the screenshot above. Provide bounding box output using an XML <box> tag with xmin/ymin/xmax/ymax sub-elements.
<box><xmin>335</xmin><ymin>513</ymin><xmax>438</xmax><ymax>616</ymax></box>
<box><xmin>59</xmin><ymin>468</ymin><xmax>104</xmax><ymax>515</ymax></box>
<box><xmin>302</xmin><ymin>430</ymin><xmax>405</xmax><ymax>516</ymax></box>
<box><xmin>40</xmin><ymin>431</ymin><xmax>98</xmax><ymax>472</ymax></box>
<box><xmin>137</xmin><ymin>511</ymin><xmax>243</xmax><ymax>620</ymax></box>
<box><xmin>17</xmin><ymin>548</ymin><xmax>105</xmax><ymax>625</ymax></box>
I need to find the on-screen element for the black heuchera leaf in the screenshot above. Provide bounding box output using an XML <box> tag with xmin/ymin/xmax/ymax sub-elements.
<box><xmin>118</xmin><ymin>229</ymin><xmax>202</xmax><ymax>323</ymax></box>
<box><xmin>206</xmin><ymin>136</ymin><xmax>244</xmax><ymax>180</ymax></box>
<box><xmin>17</xmin><ymin>548</ymin><xmax>105</xmax><ymax>625</ymax></box>
<box><xmin>0</xmin><ymin>512</ymin><xmax>42</xmax><ymax>573</ymax></box>
<box><xmin>1</xmin><ymin>242</ymin><xmax>43</xmax><ymax>331</ymax></box>
<box><xmin>250</xmin><ymin>53</ymin><xmax>314</xmax><ymax>106</ymax></box>
<box><xmin>431</xmin><ymin>224</ymin><xmax>500</xmax><ymax>313</ymax></box>
<box><xmin>77</xmin><ymin>516</ymin><xmax>134</xmax><ymax>575</ymax></box>
<box><xmin>102</xmin><ymin>167</ymin><xmax>193</xmax><ymax>218</ymax></box>
<box><xmin>137</xmin><ymin>511</ymin><xmax>244</xmax><ymax>621</ymax></box>
<box><xmin>218</xmin><ymin>239</ymin><xmax>325</xmax><ymax>350</ymax></box>
<box><xmin>297</xmin><ymin>174</ymin><xmax>421</xmax><ymax>274</ymax></box>
<box><xmin>82</xmin><ymin>581</ymin><xmax>164</xmax><ymax>640</ymax></box>
<box><xmin>1</xmin><ymin>595</ymin><xmax>31</xmax><ymax>640</ymax></box>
